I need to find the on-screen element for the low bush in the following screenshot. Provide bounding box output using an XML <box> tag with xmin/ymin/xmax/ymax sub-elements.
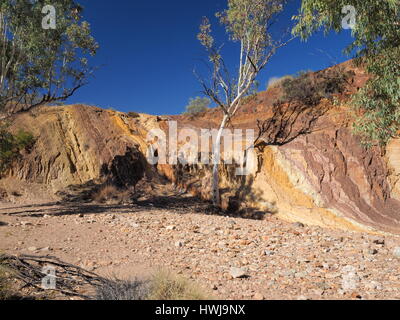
<box><xmin>148</xmin><ymin>270</ymin><xmax>210</xmax><ymax>300</ymax></box>
<box><xmin>127</xmin><ymin>112</ymin><xmax>140</xmax><ymax>118</ymax></box>
<box><xmin>96</xmin><ymin>278</ymin><xmax>150</xmax><ymax>300</ymax></box>
<box><xmin>183</xmin><ymin>97</ymin><xmax>210</xmax><ymax>116</ymax></box>
<box><xmin>91</xmin><ymin>184</ymin><xmax>131</xmax><ymax>204</ymax></box>
<box><xmin>279</xmin><ymin>67</ymin><xmax>353</xmax><ymax>106</ymax></box>
<box><xmin>0</xmin><ymin>124</ymin><xmax>35</xmax><ymax>175</ymax></box>
<box><xmin>267</xmin><ymin>75</ymin><xmax>294</xmax><ymax>90</ymax></box>
<box><xmin>95</xmin><ymin>270</ymin><xmax>210</xmax><ymax>301</ymax></box>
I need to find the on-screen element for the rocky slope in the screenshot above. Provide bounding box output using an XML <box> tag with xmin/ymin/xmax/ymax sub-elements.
<box><xmin>2</xmin><ymin>60</ymin><xmax>400</xmax><ymax>235</ymax></box>
<box><xmin>5</xmin><ymin>105</ymin><xmax>155</xmax><ymax>191</ymax></box>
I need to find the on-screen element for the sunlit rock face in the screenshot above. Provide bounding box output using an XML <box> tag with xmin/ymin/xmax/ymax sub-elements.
<box><xmin>5</xmin><ymin>61</ymin><xmax>400</xmax><ymax>234</ymax></box>
<box><xmin>170</xmin><ymin>102</ymin><xmax>400</xmax><ymax>235</ymax></box>
<box><xmin>7</xmin><ymin>104</ymin><xmax>151</xmax><ymax>191</ymax></box>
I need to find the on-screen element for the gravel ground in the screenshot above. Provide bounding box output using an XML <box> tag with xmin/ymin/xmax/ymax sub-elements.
<box><xmin>1</xmin><ymin>199</ymin><xmax>400</xmax><ymax>300</ymax></box>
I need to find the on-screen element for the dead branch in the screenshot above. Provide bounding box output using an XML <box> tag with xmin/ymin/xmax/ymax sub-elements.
<box><xmin>0</xmin><ymin>254</ymin><xmax>108</xmax><ymax>299</ymax></box>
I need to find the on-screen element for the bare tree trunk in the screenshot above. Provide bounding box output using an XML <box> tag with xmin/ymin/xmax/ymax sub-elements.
<box><xmin>212</xmin><ymin>114</ymin><xmax>229</xmax><ymax>206</ymax></box>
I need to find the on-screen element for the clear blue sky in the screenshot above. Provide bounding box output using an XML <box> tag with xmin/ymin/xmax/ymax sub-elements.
<box><xmin>66</xmin><ymin>0</ymin><xmax>355</xmax><ymax>115</ymax></box>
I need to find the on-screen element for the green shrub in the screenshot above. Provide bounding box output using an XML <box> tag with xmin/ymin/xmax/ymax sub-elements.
<box><xmin>0</xmin><ymin>124</ymin><xmax>35</xmax><ymax>174</ymax></box>
<box><xmin>14</xmin><ymin>129</ymin><xmax>35</xmax><ymax>150</ymax></box>
<box><xmin>267</xmin><ymin>75</ymin><xmax>294</xmax><ymax>90</ymax></box>
<box><xmin>184</xmin><ymin>97</ymin><xmax>210</xmax><ymax>115</ymax></box>
<box><xmin>279</xmin><ymin>67</ymin><xmax>352</xmax><ymax>106</ymax></box>
<box><xmin>127</xmin><ymin>112</ymin><xmax>140</xmax><ymax>118</ymax></box>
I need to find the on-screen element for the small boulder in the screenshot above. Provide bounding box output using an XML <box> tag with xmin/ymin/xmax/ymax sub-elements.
<box><xmin>230</xmin><ymin>267</ymin><xmax>248</xmax><ymax>279</ymax></box>
<box><xmin>373</xmin><ymin>239</ymin><xmax>385</xmax><ymax>246</ymax></box>
<box><xmin>175</xmin><ymin>241</ymin><xmax>184</xmax><ymax>248</ymax></box>
<box><xmin>129</xmin><ymin>222</ymin><xmax>140</xmax><ymax>228</ymax></box>
<box><xmin>393</xmin><ymin>247</ymin><xmax>400</xmax><ymax>258</ymax></box>
<box><xmin>369</xmin><ymin>249</ymin><xmax>378</xmax><ymax>255</ymax></box>
<box><xmin>293</xmin><ymin>222</ymin><xmax>305</xmax><ymax>228</ymax></box>
<box><xmin>264</xmin><ymin>249</ymin><xmax>274</xmax><ymax>256</ymax></box>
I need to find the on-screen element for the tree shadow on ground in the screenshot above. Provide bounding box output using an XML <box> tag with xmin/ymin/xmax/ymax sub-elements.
<box><xmin>0</xmin><ymin>182</ymin><xmax>270</xmax><ymax>221</ymax></box>
<box><xmin>0</xmin><ymin>202</ymin><xmax>140</xmax><ymax>218</ymax></box>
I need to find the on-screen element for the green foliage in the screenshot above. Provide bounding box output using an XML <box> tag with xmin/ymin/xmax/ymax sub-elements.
<box><xmin>293</xmin><ymin>0</ymin><xmax>399</xmax><ymax>52</ymax></box>
<box><xmin>293</xmin><ymin>0</ymin><xmax>400</xmax><ymax>146</ymax></box>
<box><xmin>0</xmin><ymin>124</ymin><xmax>34</xmax><ymax>174</ymax></box>
<box><xmin>267</xmin><ymin>75</ymin><xmax>294</xmax><ymax>90</ymax></box>
<box><xmin>0</xmin><ymin>0</ymin><xmax>98</xmax><ymax>112</ymax></box>
<box><xmin>127</xmin><ymin>112</ymin><xmax>140</xmax><ymax>118</ymax></box>
<box><xmin>184</xmin><ymin>97</ymin><xmax>210</xmax><ymax>115</ymax></box>
<box><xmin>279</xmin><ymin>67</ymin><xmax>352</xmax><ymax>106</ymax></box>
<box><xmin>14</xmin><ymin>129</ymin><xmax>35</xmax><ymax>150</ymax></box>
<box><xmin>216</xmin><ymin>0</ymin><xmax>284</xmax><ymax>44</ymax></box>
<box><xmin>352</xmin><ymin>47</ymin><xmax>400</xmax><ymax>146</ymax></box>
<box><xmin>197</xmin><ymin>0</ymin><xmax>289</xmax><ymax>110</ymax></box>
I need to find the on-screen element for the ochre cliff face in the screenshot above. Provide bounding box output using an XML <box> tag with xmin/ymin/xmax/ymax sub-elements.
<box><xmin>5</xmin><ymin>103</ymin><xmax>400</xmax><ymax>235</ymax></box>
<box><xmin>164</xmin><ymin>61</ymin><xmax>400</xmax><ymax>234</ymax></box>
<box><xmin>251</xmin><ymin>124</ymin><xmax>400</xmax><ymax>234</ymax></box>
<box><xmin>3</xmin><ymin>61</ymin><xmax>400</xmax><ymax>234</ymax></box>
<box><xmin>170</xmin><ymin>102</ymin><xmax>400</xmax><ymax>235</ymax></box>
<box><xmin>386</xmin><ymin>140</ymin><xmax>400</xmax><ymax>200</ymax></box>
<box><xmin>7</xmin><ymin>105</ymin><xmax>152</xmax><ymax>190</ymax></box>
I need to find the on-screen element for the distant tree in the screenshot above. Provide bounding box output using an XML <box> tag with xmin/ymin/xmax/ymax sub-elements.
<box><xmin>293</xmin><ymin>0</ymin><xmax>400</xmax><ymax>146</ymax></box>
<box><xmin>196</xmin><ymin>0</ymin><xmax>293</xmax><ymax>206</ymax></box>
<box><xmin>184</xmin><ymin>97</ymin><xmax>210</xmax><ymax>115</ymax></box>
<box><xmin>0</xmin><ymin>0</ymin><xmax>98</xmax><ymax>114</ymax></box>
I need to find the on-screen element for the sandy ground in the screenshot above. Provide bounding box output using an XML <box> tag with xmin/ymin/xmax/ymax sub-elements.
<box><xmin>1</xmin><ymin>194</ymin><xmax>400</xmax><ymax>300</ymax></box>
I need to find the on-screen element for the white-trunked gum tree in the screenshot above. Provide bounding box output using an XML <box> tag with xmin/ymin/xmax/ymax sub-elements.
<box><xmin>196</xmin><ymin>0</ymin><xmax>294</xmax><ymax>206</ymax></box>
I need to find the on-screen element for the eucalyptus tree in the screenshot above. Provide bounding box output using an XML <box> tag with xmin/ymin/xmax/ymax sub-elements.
<box><xmin>196</xmin><ymin>0</ymin><xmax>292</xmax><ymax>206</ymax></box>
<box><xmin>0</xmin><ymin>0</ymin><xmax>98</xmax><ymax>114</ymax></box>
<box><xmin>293</xmin><ymin>0</ymin><xmax>400</xmax><ymax>146</ymax></box>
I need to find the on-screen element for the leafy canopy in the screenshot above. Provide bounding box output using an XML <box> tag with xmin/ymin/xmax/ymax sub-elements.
<box><xmin>0</xmin><ymin>0</ymin><xmax>98</xmax><ymax>113</ymax></box>
<box><xmin>293</xmin><ymin>0</ymin><xmax>400</xmax><ymax>146</ymax></box>
<box><xmin>197</xmin><ymin>0</ymin><xmax>289</xmax><ymax>113</ymax></box>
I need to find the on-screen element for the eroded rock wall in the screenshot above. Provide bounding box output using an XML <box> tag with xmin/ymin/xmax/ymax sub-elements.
<box><xmin>169</xmin><ymin>101</ymin><xmax>400</xmax><ymax>235</ymax></box>
<box><xmin>4</xmin><ymin>98</ymin><xmax>400</xmax><ymax>235</ymax></box>
<box><xmin>7</xmin><ymin>105</ymin><xmax>152</xmax><ymax>191</ymax></box>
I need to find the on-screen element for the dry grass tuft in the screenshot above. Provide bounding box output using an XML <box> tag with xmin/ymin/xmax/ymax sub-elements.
<box><xmin>95</xmin><ymin>270</ymin><xmax>211</xmax><ymax>301</ymax></box>
<box><xmin>148</xmin><ymin>270</ymin><xmax>211</xmax><ymax>300</ymax></box>
<box><xmin>95</xmin><ymin>278</ymin><xmax>150</xmax><ymax>300</ymax></box>
<box><xmin>92</xmin><ymin>184</ymin><xmax>131</xmax><ymax>204</ymax></box>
